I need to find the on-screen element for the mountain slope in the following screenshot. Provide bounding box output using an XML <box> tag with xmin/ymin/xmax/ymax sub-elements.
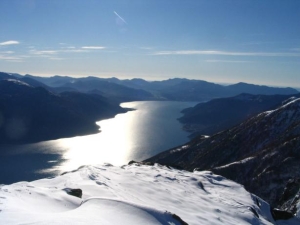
<box><xmin>0</xmin><ymin>72</ymin><xmax>18</xmax><ymax>80</ymax></box>
<box><xmin>61</xmin><ymin>77</ymin><xmax>156</xmax><ymax>102</ymax></box>
<box><xmin>147</xmin><ymin>98</ymin><xmax>300</xmax><ymax>213</ymax></box>
<box><xmin>0</xmin><ymin>80</ymin><xmax>127</xmax><ymax>144</ymax></box>
<box><xmin>179</xmin><ymin>93</ymin><xmax>300</xmax><ymax>136</ymax></box>
<box><xmin>1</xmin><ymin>164</ymin><xmax>299</xmax><ymax>224</ymax></box>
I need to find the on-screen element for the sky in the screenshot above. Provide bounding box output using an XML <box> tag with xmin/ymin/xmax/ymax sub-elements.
<box><xmin>0</xmin><ymin>0</ymin><xmax>299</xmax><ymax>87</ymax></box>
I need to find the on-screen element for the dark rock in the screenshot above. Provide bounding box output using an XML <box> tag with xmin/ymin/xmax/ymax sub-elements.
<box><xmin>128</xmin><ymin>160</ymin><xmax>155</xmax><ymax>166</ymax></box>
<box><xmin>172</xmin><ymin>213</ymin><xmax>189</xmax><ymax>225</ymax></box>
<box><xmin>271</xmin><ymin>208</ymin><xmax>294</xmax><ymax>220</ymax></box>
<box><xmin>253</xmin><ymin>196</ymin><xmax>261</xmax><ymax>208</ymax></box>
<box><xmin>64</xmin><ymin>188</ymin><xmax>82</xmax><ymax>198</ymax></box>
<box><xmin>248</xmin><ymin>207</ymin><xmax>259</xmax><ymax>218</ymax></box>
<box><xmin>128</xmin><ymin>160</ymin><xmax>138</xmax><ymax>165</ymax></box>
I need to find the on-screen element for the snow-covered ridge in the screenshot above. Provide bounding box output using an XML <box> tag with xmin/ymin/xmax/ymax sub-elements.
<box><xmin>5</xmin><ymin>78</ymin><xmax>31</xmax><ymax>87</ymax></box>
<box><xmin>263</xmin><ymin>97</ymin><xmax>300</xmax><ymax>116</ymax></box>
<box><xmin>0</xmin><ymin>164</ymin><xmax>299</xmax><ymax>225</ymax></box>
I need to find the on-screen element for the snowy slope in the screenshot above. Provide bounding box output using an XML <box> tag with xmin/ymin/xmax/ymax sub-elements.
<box><xmin>0</xmin><ymin>163</ymin><xmax>299</xmax><ymax>225</ymax></box>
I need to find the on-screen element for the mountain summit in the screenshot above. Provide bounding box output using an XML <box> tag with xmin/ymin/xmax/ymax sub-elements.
<box><xmin>1</xmin><ymin>164</ymin><xmax>299</xmax><ymax>224</ymax></box>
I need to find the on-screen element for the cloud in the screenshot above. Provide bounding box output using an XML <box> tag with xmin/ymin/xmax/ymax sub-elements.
<box><xmin>81</xmin><ymin>46</ymin><xmax>106</xmax><ymax>50</ymax></box>
<box><xmin>0</xmin><ymin>51</ymin><xmax>14</xmax><ymax>54</ymax></box>
<box><xmin>291</xmin><ymin>48</ymin><xmax>300</xmax><ymax>51</ymax></box>
<box><xmin>28</xmin><ymin>47</ymin><xmax>92</xmax><ymax>56</ymax></box>
<box><xmin>0</xmin><ymin>55</ymin><xmax>23</xmax><ymax>61</ymax></box>
<box><xmin>61</xmin><ymin>46</ymin><xmax>76</xmax><ymax>49</ymax></box>
<box><xmin>140</xmin><ymin>47</ymin><xmax>154</xmax><ymax>50</ymax></box>
<box><xmin>49</xmin><ymin>57</ymin><xmax>64</xmax><ymax>60</ymax></box>
<box><xmin>0</xmin><ymin>40</ymin><xmax>20</xmax><ymax>46</ymax></box>
<box><xmin>29</xmin><ymin>50</ymin><xmax>58</xmax><ymax>55</ymax></box>
<box><xmin>205</xmin><ymin>60</ymin><xmax>253</xmax><ymax>63</ymax></box>
<box><xmin>152</xmin><ymin>50</ymin><xmax>300</xmax><ymax>57</ymax></box>
<box><xmin>114</xmin><ymin>11</ymin><xmax>127</xmax><ymax>25</ymax></box>
<box><xmin>64</xmin><ymin>49</ymin><xmax>89</xmax><ymax>53</ymax></box>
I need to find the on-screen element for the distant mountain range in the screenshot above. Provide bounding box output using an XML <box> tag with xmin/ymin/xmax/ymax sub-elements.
<box><xmin>23</xmin><ymin>73</ymin><xmax>299</xmax><ymax>101</ymax></box>
<box><xmin>146</xmin><ymin>97</ymin><xmax>300</xmax><ymax>214</ymax></box>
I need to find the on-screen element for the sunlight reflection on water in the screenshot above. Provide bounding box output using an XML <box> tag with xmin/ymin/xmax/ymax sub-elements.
<box><xmin>27</xmin><ymin>101</ymin><xmax>197</xmax><ymax>175</ymax></box>
<box><xmin>56</xmin><ymin>114</ymin><xmax>134</xmax><ymax>171</ymax></box>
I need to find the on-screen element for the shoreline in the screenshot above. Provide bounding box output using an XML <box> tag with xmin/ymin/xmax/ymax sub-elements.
<box><xmin>0</xmin><ymin>107</ymin><xmax>132</xmax><ymax>145</ymax></box>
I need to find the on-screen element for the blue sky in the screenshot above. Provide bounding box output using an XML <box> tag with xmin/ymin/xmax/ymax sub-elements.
<box><xmin>0</xmin><ymin>0</ymin><xmax>299</xmax><ymax>87</ymax></box>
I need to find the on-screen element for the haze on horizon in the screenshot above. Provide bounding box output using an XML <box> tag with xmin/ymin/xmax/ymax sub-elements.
<box><xmin>0</xmin><ymin>0</ymin><xmax>299</xmax><ymax>88</ymax></box>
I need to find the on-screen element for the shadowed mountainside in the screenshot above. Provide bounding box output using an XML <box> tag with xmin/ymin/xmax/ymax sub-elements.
<box><xmin>146</xmin><ymin>98</ymin><xmax>300</xmax><ymax>213</ymax></box>
<box><xmin>0</xmin><ymin>79</ymin><xmax>128</xmax><ymax>144</ymax></box>
<box><xmin>25</xmin><ymin>75</ymin><xmax>157</xmax><ymax>102</ymax></box>
<box><xmin>179</xmin><ymin>93</ymin><xmax>300</xmax><ymax>137</ymax></box>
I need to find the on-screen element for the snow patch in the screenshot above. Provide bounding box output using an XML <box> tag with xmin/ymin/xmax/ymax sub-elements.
<box><xmin>215</xmin><ymin>157</ymin><xmax>255</xmax><ymax>170</ymax></box>
<box><xmin>6</xmin><ymin>79</ymin><xmax>30</xmax><ymax>87</ymax></box>
<box><xmin>170</xmin><ymin>145</ymin><xmax>189</xmax><ymax>153</ymax></box>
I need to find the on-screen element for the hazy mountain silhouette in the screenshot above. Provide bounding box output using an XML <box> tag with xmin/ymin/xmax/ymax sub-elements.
<box><xmin>226</xmin><ymin>82</ymin><xmax>298</xmax><ymax>95</ymax></box>
<box><xmin>61</xmin><ymin>77</ymin><xmax>156</xmax><ymax>102</ymax></box>
<box><xmin>25</xmin><ymin>75</ymin><xmax>299</xmax><ymax>101</ymax></box>
<box><xmin>105</xmin><ymin>78</ymin><xmax>299</xmax><ymax>100</ymax></box>
<box><xmin>24</xmin><ymin>74</ymin><xmax>75</xmax><ymax>87</ymax></box>
<box><xmin>0</xmin><ymin>72</ymin><xmax>17</xmax><ymax>80</ymax></box>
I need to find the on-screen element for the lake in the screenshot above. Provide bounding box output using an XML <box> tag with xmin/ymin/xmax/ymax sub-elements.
<box><xmin>0</xmin><ymin>101</ymin><xmax>197</xmax><ymax>184</ymax></box>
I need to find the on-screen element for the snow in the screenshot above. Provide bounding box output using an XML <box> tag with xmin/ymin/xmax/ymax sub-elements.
<box><xmin>264</xmin><ymin>98</ymin><xmax>300</xmax><ymax>117</ymax></box>
<box><xmin>214</xmin><ymin>157</ymin><xmax>255</xmax><ymax>169</ymax></box>
<box><xmin>6</xmin><ymin>79</ymin><xmax>31</xmax><ymax>86</ymax></box>
<box><xmin>170</xmin><ymin>145</ymin><xmax>189</xmax><ymax>153</ymax></box>
<box><xmin>0</xmin><ymin>163</ymin><xmax>299</xmax><ymax>225</ymax></box>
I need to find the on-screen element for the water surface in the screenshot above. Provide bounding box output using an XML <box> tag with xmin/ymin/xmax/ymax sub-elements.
<box><xmin>0</xmin><ymin>101</ymin><xmax>197</xmax><ymax>183</ymax></box>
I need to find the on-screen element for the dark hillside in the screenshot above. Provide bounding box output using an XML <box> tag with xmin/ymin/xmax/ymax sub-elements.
<box><xmin>179</xmin><ymin>93</ymin><xmax>300</xmax><ymax>136</ymax></box>
<box><xmin>0</xmin><ymin>80</ymin><xmax>127</xmax><ymax>144</ymax></box>
<box><xmin>146</xmin><ymin>98</ymin><xmax>300</xmax><ymax>213</ymax></box>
